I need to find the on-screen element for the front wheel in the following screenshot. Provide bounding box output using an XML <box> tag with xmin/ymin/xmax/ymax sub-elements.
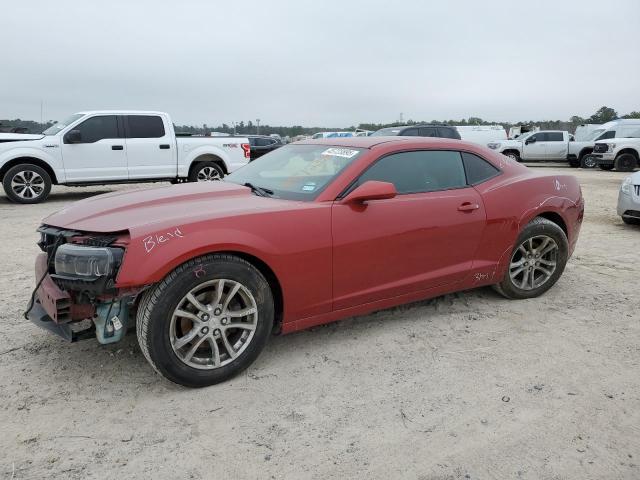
<box><xmin>504</xmin><ymin>151</ymin><xmax>520</xmax><ymax>162</ymax></box>
<box><xmin>2</xmin><ymin>163</ymin><xmax>52</xmax><ymax>203</ymax></box>
<box><xmin>136</xmin><ymin>254</ymin><xmax>274</xmax><ymax>387</ymax></box>
<box><xmin>614</xmin><ymin>153</ymin><xmax>638</xmax><ymax>172</ymax></box>
<box><xmin>493</xmin><ymin>217</ymin><xmax>569</xmax><ymax>300</ymax></box>
<box><xmin>599</xmin><ymin>164</ymin><xmax>614</xmax><ymax>171</ymax></box>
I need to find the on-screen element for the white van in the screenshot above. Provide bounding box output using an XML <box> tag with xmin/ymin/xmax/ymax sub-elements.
<box><xmin>455</xmin><ymin>125</ymin><xmax>507</xmax><ymax>144</ymax></box>
<box><xmin>311</xmin><ymin>131</ymin><xmax>354</xmax><ymax>139</ymax></box>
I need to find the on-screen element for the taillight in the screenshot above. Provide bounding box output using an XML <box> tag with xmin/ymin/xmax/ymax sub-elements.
<box><xmin>241</xmin><ymin>143</ymin><xmax>250</xmax><ymax>159</ymax></box>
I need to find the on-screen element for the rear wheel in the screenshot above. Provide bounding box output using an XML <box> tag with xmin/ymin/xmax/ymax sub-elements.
<box><xmin>503</xmin><ymin>151</ymin><xmax>520</xmax><ymax>162</ymax></box>
<box><xmin>614</xmin><ymin>153</ymin><xmax>638</xmax><ymax>172</ymax></box>
<box><xmin>493</xmin><ymin>217</ymin><xmax>568</xmax><ymax>299</ymax></box>
<box><xmin>136</xmin><ymin>254</ymin><xmax>274</xmax><ymax>387</ymax></box>
<box><xmin>2</xmin><ymin>163</ymin><xmax>51</xmax><ymax>204</ymax></box>
<box><xmin>580</xmin><ymin>154</ymin><xmax>597</xmax><ymax>169</ymax></box>
<box><xmin>188</xmin><ymin>161</ymin><xmax>225</xmax><ymax>182</ymax></box>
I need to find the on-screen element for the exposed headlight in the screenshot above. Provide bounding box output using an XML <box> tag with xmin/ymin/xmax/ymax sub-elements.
<box><xmin>54</xmin><ymin>244</ymin><xmax>122</xmax><ymax>279</ymax></box>
<box><xmin>621</xmin><ymin>176</ymin><xmax>632</xmax><ymax>195</ymax></box>
<box><xmin>487</xmin><ymin>142</ymin><xmax>500</xmax><ymax>149</ymax></box>
<box><xmin>606</xmin><ymin>143</ymin><xmax>616</xmax><ymax>153</ymax></box>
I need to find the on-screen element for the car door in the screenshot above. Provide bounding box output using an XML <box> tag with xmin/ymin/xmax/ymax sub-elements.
<box><xmin>125</xmin><ymin>115</ymin><xmax>175</xmax><ymax>179</ymax></box>
<box><xmin>60</xmin><ymin>114</ymin><xmax>127</xmax><ymax>181</ymax></box>
<box><xmin>544</xmin><ymin>132</ymin><xmax>567</xmax><ymax>160</ymax></box>
<box><xmin>522</xmin><ymin>132</ymin><xmax>547</xmax><ymax>160</ymax></box>
<box><xmin>331</xmin><ymin>150</ymin><xmax>487</xmax><ymax>310</ymax></box>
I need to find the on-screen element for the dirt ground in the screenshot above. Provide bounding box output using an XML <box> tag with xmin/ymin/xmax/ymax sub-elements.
<box><xmin>0</xmin><ymin>166</ymin><xmax>638</xmax><ymax>480</ymax></box>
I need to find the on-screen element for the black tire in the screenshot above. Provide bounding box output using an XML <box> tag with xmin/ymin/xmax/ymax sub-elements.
<box><xmin>136</xmin><ymin>254</ymin><xmax>274</xmax><ymax>387</ymax></box>
<box><xmin>568</xmin><ymin>159</ymin><xmax>580</xmax><ymax>168</ymax></box>
<box><xmin>614</xmin><ymin>153</ymin><xmax>638</xmax><ymax>172</ymax></box>
<box><xmin>599</xmin><ymin>164</ymin><xmax>614</xmax><ymax>171</ymax></box>
<box><xmin>622</xmin><ymin>216</ymin><xmax>640</xmax><ymax>225</ymax></box>
<box><xmin>2</xmin><ymin>163</ymin><xmax>52</xmax><ymax>204</ymax></box>
<box><xmin>503</xmin><ymin>151</ymin><xmax>520</xmax><ymax>162</ymax></box>
<box><xmin>580</xmin><ymin>155</ymin><xmax>597</xmax><ymax>169</ymax></box>
<box><xmin>493</xmin><ymin>217</ymin><xmax>569</xmax><ymax>300</ymax></box>
<box><xmin>188</xmin><ymin>161</ymin><xmax>225</xmax><ymax>182</ymax></box>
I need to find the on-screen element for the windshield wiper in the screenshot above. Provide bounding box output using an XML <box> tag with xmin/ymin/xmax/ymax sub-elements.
<box><xmin>243</xmin><ymin>182</ymin><xmax>273</xmax><ymax>197</ymax></box>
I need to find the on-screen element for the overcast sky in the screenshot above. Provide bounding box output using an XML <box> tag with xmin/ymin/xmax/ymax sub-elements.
<box><xmin>1</xmin><ymin>0</ymin><xmax>639</xmax><ymax>127</ymax></box>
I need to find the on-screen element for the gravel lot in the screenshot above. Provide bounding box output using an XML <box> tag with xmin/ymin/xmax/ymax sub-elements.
<box><xmin>0</xmin><ymin>166</ymin><xmax>638</xmax><ymax>479</ymax></box>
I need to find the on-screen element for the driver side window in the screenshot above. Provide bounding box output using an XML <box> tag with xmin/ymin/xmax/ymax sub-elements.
<box><xmin>356</xmin><ymin>150</ymin><xmax>467</xmax><ymax>194</ymax></box>
<box><xmin>69</xmin><ymin>115</ymin><xmax>119</xmax><ymax>144</ymax></box>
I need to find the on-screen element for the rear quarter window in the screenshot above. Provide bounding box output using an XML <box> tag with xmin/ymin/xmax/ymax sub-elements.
<box><xmin>462</xmin><ymin>152</ymin><xmax>501</xmax><ymax>185</ymax></box>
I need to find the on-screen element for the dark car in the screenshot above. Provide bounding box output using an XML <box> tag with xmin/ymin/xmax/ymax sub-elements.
<box><xmin>371</xmin><ymin>124</ymin><xmax>461</xmax><ymax>140</ymax></box>
<box><xmin>245</xmin><ymin>135</ymin><xmax>282</xmax><ymax>160</ymax></box>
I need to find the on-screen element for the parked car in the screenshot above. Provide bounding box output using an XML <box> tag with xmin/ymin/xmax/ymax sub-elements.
<box><xmin>487</xmin><ymin>130</ymin><xmax>572</xmax><ymax>163</ymax></box>
<box><xmin>371</xmin><ymin>124</ymin><xmax>461</xmax><ymax>139</ymax></box>
<box><xmin>311</xmin><ymin>132</ymin><xmax>354</xmax><ymax>139</ymax></box>
<box><xmin>244</xmin><ymin>135</ymin><xmax>282</xmax><ymax>160</ymax></box>
<box><xmin>568</xmin><ymin>119</ymin><xmax>640</xmax><ymax>168</ymax></box>
<box><xmin>0</xmin><ymin>111</ymin><xmax>250</xmax><ymax>204</ymax></box>
<box><xmin>592</xmin><ymin>137</ymin><xmax>640</xmax><ymax>172</ymax></box>
<box><xmin>618</xmin><ymin>172</ymin><xmax>640</xmax><ymax>224</ymax></box>
<box><xmin>455</xmin><ymin>125</ymin><xmax>507</xmax><ymax>144</ymax></box>
<box><xmin>26</xmin><ymin>137</ymin><xmax>583</xmax><ymax>387</ymax></box>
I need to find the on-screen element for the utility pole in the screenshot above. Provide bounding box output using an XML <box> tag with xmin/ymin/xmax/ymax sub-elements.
<box><xmin>233</xmin><ymin>121</ymin><xmax>237</xmax><ymax>135</ymax></box>
<box><xmin>399</xmin><ymin>112</ymin><xmax>403</xmax><ymax>124</ymax></box>
<box><xmin>256</xmin><ymin>118</ymin><xmax>260</xmax><ymax>135</ymax></box>
<box><xmin>40</xmin><ymin>100</ymin><xmax>43</xmax><ymax>124</ymax></box>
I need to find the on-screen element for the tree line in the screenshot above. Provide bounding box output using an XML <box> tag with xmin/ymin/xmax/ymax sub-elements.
<box><xmin>2</xmin><ymin>106</ymin><xmax>639</xmax><ymax>136</ymax></box>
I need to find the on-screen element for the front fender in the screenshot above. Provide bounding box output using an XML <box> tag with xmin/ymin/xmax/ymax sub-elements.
<box><xmin>116</xmin><ymin>225</ymin><xmax>283</xmax><ymax>288</ymax></box>
<box><xmin>0</xmin><ymin>147</ymin><xmax>65</xmax><ymax>181</ymax></box>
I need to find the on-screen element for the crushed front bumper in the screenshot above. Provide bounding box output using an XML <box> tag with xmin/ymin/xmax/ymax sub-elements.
<box><xmin>27</xmin><ymin>253</ymin><xmax>95</xmax><ymax>342</ymax></box>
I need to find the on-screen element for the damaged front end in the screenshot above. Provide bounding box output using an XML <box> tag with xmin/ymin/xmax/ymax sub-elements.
<box><xmin>26</xmin><ymin>225</ymin><xmax>141</xmax><ymax>344</ymax></box>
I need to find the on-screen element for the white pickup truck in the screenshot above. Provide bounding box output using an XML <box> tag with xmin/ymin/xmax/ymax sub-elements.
<box><xmin>0</xmin><ymin>111</ymin><xmax>250</xmax><ymax>203</ymax></box>
<box><xmin>487</xmin><ymin>130</ymin><xmax>573</xmax><ymax>163</ymax></box>
<box><xmin>592</xmin><ymin>138</ymin><xmax>640</xmax><ymax>172</ymax></box>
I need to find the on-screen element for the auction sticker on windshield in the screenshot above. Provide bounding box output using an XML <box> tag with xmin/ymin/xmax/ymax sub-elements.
<box><xmin>321</xmin><ymin>148</ymin><xmax>359</xmax><ymax>158</ymax></box>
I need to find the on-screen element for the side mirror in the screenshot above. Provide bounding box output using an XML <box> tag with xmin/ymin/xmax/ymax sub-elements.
<box><xmin>341</xmin><ymin>181</ymin><xmax>397</xmax><ymax>204</ymax></box>
<box><xmin>525</xmin><ymin>136</ymin><xmax>536</xmax><ymax>145</ymax></box>
<box><xmin>65</xmin><ymin>129</ymin><xmax>82</xmax><ymax>144</ymax></box>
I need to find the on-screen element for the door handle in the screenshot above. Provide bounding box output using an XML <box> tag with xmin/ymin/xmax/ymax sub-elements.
<box><xmin>458</xmin><ymin>202</ymin><xmax>479</xmax><ymax>212</ymax></box>
<box><xmin>112</xmin><ymin>145</ymin><xmax>124</xmax><ymax>150</ymax></box>
<box><xmin>159</xmin><ymin>144</ymin><xmax>170</xmax><ymax>149</ymax></box>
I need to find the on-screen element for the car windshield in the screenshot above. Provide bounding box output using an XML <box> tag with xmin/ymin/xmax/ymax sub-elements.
<box><xmin>225</xmin><ymin>144</ymin><xmax>363</xmax><ymax>201</ymax></box>
<box><xmin>371</xmin><ymin>127</ymin><xmax>402</xmax><ymax>136</ymax></box>
<box><xmin>42</xmin><ymin>113</ymin><xmax>85</xmax><ymax>135</ymax></box>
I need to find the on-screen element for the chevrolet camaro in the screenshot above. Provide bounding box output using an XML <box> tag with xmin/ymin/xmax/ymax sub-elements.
<box><xmin>26</xmin><ymin>137</ymin><xmax>584</xmax><ymax>387</ymax></box>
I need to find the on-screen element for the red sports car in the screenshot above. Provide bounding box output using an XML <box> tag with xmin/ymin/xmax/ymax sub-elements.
<box><xmin>27</xmin><ymin>137</ymin><xmax>584</xmax><ymax>387</ymax></box>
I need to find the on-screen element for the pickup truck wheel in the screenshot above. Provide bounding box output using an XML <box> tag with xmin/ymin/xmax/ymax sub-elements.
<box><xmin>189</xmin><ymin>162</ymin><xmax>224</xmax><ymax>182</ymax></box>
<box><xmin>614</xmin><ymin>153</ymin><xmax>637</xmax><ymax>172</ymax></box>
<box><xmin>136</xmin><ymin>254</ymin><xmax>274</xmax><ymax>388</ymax></box>
<box><xmin>493</xmin><ymin>217</ymin><xmax>568</xmax><ymax>300</ymax></box>
<box><xmin>2</xmin><ymin>164</ymin><xmax>51</xmax><ymax>204</ymax></box>
<box><xmin>580</xmin><ymin>155</ymin><xmax>597</xmax><ymax>169</ymax></box>
<box><xmin>504</xmin><ymin>151</ymin><xmax>520</xmax><ymax>162</ymax></box>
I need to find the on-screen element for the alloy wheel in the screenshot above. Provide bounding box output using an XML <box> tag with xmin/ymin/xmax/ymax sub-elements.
<box><xmin>509</xmin><ymin>235</ymin><xmax>558</xmax><ymax>290</ymax></box>
<box><xmin>169</xmin><ymin>279</ymin><xmax>258</xmax><ymax>369</ymax></box>
<box><xmin>196</xmin><ymin>166</ymin><xmax>221</xmax><ymax>181</ymax></box>
<box><xmin>10</xmin><ymin>170</ymin><xmax>45</xmax><ymax>200</ymax></box>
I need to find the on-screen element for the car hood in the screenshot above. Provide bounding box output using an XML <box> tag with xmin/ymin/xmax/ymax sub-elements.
<box><xmin>0</xmin><ymin>133</ymin><xmax>45</xmax><ymax>142</ymax></box>
<box><xmin>496</xmin><ymin>139</ymin><xmax>522</xmax><ymax>147</ymax></box>
<box><xmin>43</xmin><ymin>181</ymin><xmax>299</xmax><ymax>236</ymax></box>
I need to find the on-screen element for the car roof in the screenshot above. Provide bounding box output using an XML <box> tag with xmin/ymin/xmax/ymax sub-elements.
<box><xmin>294</xmin><ymin>136</ymin><xmax>472</xmax><ymax>149</ymax></box>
